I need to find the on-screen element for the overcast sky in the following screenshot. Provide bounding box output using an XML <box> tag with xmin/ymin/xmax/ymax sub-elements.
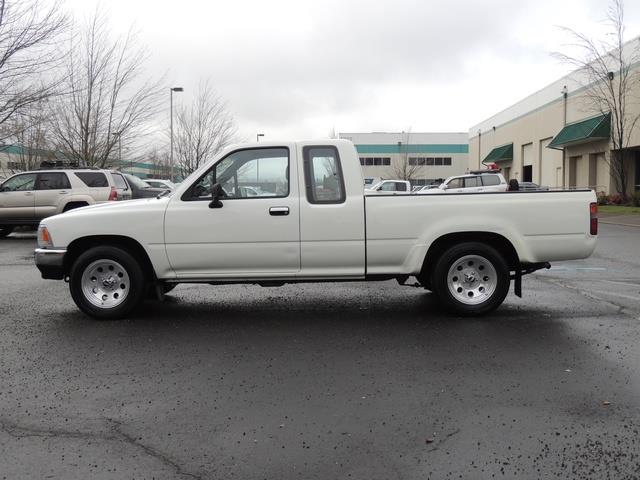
<box><xmin>64</xmin><ymin>0</ymin><xmax>640</xmax><ymax>141</ymax></box>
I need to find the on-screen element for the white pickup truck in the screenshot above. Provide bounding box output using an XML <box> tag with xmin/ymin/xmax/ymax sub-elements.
<box><xmin>35</xmin><ymin>140</ymin><xmax>598</xmax><ymax>319</ymax></box>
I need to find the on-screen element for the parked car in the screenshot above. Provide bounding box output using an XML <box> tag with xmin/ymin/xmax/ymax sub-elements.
<box><xmin>518</xmin><ymin>181</ymin><xmax>549</xmax><ymax>191</ymax></box>
<box><xmin>123</xmin><ymin>174</ymin><xmax>168</xmax><ymax>199</ymax></box>
<box><xmin>144</xmin><ymin>179</ymin><xmax>175</xmax><ymax>190</ymax></box>
<box><xmin>363</xmin><ymin>176</ymin><xmax>382</xmax><ymax>187</ymax></box>
<box><xmin>0</xmin><ymin>168</ymin><xmax>130</xmax><ymax>238</ymax></box>
<box><xmin>420</xmin><ymin>172</ymin><xmax>508</xmax><ymax>194</ymax></box>
<box><xmin>365</xmin><ymin>179</ymin><xmax>411</xmax><ymax>194</ymax></box>
<box><xmin>416</xmin><ymin>184</ymin><xmax>441</xmax><ymax>192</ymax></box>
<box><xmin>34</xmin><ymin>139</ymin><xmax>597</xmax><ymax>320</ymax></box>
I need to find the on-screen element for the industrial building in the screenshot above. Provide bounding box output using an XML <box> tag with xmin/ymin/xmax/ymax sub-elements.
<box><xmin>469</xmin><ymin>38</ymin><xmax>640</xmax><ymax>195</ymax></box>
<box><xmin>339</xmin><ymin>132</ymin><xmax>469</xmax><ymax>187</ymax></box>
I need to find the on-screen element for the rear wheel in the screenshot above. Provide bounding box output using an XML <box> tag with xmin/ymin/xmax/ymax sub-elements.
<box><xmin>69</xmin><ymin>246</ymin><xmax>145</xmax><ymax>319</ymax></box>
<box><xmin>0</xmin><ymin>226</ymin><xmax>13</xmax><ymax>238</ymax></box>
<box><xmin>430</xmin><ymin>242</ymin><xmax>510</xmax><ymax>316</ymax></box>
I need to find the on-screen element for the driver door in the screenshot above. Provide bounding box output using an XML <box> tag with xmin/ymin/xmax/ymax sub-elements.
<box><xmin>0</xmin><ymin>173</ymin><xmax>37</xmax><ymax>221</ymax></box>
<box><xmin>164</xmin><ymin>146</ymin><xmax>300</xmax><ymax>278</ymax></box>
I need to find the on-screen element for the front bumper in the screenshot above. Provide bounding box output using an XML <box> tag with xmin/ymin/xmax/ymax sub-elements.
<box><xmin>34</xmin><ymin>248</ymin><xmax>67</xmax><ymax>280</ymax></box>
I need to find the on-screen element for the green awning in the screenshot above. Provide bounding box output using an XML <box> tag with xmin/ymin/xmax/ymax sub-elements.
<box><xmin>548</xmin><ymin>113</ymin><xmax>610</xmax><ymax>149</ymax></box>
<box><xmin>483</xmin><ymin>143</ymin><xmax>513</xmax><ymax>164</ymax></box>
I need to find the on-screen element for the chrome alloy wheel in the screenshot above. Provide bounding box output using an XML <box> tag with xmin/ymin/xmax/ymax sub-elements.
<box><xmin>447</xmin><ymin>254</ymin><xmax>497</xmax><ymax>305</ymax></box>
<box><xmin>80</xmin><ymin>259</ymin><xmax>130</xmax><ymax>308</ymax></box>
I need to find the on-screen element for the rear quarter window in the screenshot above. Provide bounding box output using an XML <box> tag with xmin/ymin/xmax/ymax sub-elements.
<box><xmin>75</xmin><ymin>172</ymin><xmax>108</xmax><ymax>187</ymax></box>
<box><xmin>111</xmin><ymin>173</ymin><xmax>128</xmax><ymax>189</ymax></box>
<box><xmin>481</xmin><ymin>175</ymin><xmax>501</xmax><ymax>186</ymax></box>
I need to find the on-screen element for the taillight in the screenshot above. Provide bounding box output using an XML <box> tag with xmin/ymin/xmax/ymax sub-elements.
<box><xmin>590</xmin><ymin>202</ymin><xmax>598</xmax><ymax>235</ymax></box>
<box><xmin>108</xmin><ymin>186</ymin><xmax>118</xmax><ymax>201</ymax></box>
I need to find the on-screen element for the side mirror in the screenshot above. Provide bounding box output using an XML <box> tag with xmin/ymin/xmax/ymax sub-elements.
<box><xmin>208</xmin><ymin>183</ymin><xmax>224</xmax><ymax>209</ymax></box>
<box><xmin>439</xmin><ymin>184</ymin><xmax>447</xmax><ymax>190</ymax></box>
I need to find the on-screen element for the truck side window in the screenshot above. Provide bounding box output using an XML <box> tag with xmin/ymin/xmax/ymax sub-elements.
<box><xmin>303</xmin><ymin>146</ymin><xmax>346</xmax><ymax>204</ymax></box>
<box><xmin>187</xmin><ymin>148</ymin><xmax>289</xmax><ymax>200</ymax></box>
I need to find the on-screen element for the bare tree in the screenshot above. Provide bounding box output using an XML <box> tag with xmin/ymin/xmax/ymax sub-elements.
<box><xmin>174</xmin><ymin>80</ymin><xmax>238</xmax><ymax>178</ymax></box>
<box><xmin>0</xmin><ymin>0</ymin><xmax>68</xmax><ymax>138</ymax></box>
<box><xmin>388</xmin><ymin>130</ymin><xmax>421</xmax><ymax>181</ymax></box>
<box><xmin>554</xmin><ymin>0</ymin><xmax>640</xmax><ymax>200</ymax></box>
<box><xmin>10</xmin><ymin>100</ymin><xmax>51</xmax><ymax>169</ymax></box>
<box><xmin>144</xmin><ymin>145</ymin><xmax>170</xmax><ymax>178</ymax></box>
<box><xmin>49</xmin><ymin>8</ymin><xmax>163</xmax><ymax>168</ymax></box>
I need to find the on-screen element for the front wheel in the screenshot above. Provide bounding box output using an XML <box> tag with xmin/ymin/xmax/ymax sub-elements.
<box><xmin>69</xmin><ymin>246</ymin><xmax>146</xmax><ymax>319</ymax></box>
<box><xmin>430</xmin><ymin>242</ymin><xmax>510</xmax><ymax>316</ymax></box>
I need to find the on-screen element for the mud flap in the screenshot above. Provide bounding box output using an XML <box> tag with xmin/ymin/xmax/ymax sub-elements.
<box><xmin>514</xmin><ymin>269</ymin><xmax>522</xmax><ymax>298</ymax></box>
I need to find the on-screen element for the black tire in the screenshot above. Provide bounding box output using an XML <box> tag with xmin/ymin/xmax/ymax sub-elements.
<box><xmin>69</xmin><ymin>246</ymin><xmax>146</xmax><ymax>320</ymax></box>
<box><xmin>430</xmin><ymin>242</ymin><xmax>510</xmax><ymax>316</ymax></box>
<box><xmin>0</xmin><ymin>226</ymin><xmax>13</xmax><ymax>238</ymax></box>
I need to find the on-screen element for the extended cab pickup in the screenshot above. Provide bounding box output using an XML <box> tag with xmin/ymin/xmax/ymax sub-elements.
<box><xmin>35</xmin><ymin>140</ymin><xmax>598</xmax><ymax>319</ymax></box>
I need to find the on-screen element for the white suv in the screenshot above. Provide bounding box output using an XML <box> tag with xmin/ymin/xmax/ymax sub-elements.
<box><xmin>420</xmin><ymin>172</ymin><xmax>507</xmax><ymax>194</ymax></box>
<box><xmin>0</xmin><ymin>169</ymin><xmax>131</xmax><ymax>237</ymax></box>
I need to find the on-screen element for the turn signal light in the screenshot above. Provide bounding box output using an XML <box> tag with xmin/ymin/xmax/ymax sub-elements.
<box><xmin>108</xmin><ymin>186</ymin><xmax>118</xmax><ymax>201</ymax></box>
<box><xmin>38</xmin><ymin>225</ymin><xmax>53</xmax><ymax>248</ymax></box>
<box><xmin>589</xmin><ymin>202</ymin><xmax>598</xmax><ymax>236</ymax></box>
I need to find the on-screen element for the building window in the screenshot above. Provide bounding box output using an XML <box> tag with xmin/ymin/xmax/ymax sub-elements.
<box><xmin>406</xmin><ymin>157</ymin><xmax>452</xmax><ymax>166</ymax></box>
<box><xmin>7</xmin><ymin>161</ymin><xmax>20</xmax><ymax>169</ymax></box>
<box><xmin>361</xmin><ymin>157</ymin><xmax>390</xmax><ymax>167</ymax></box>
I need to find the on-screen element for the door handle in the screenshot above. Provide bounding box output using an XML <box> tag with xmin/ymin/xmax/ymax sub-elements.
<box><xmin>269</xmin><ymin>206</ymin><xmax>289</xmax><ymax>216</ymax></box>
<box><xmin>24</xmin><ymin>192</ymin><xmax>34</xmax><ymax>196</ymax></box>
<box><xmin>59</xmin><ymin>191</ymin><xmax>68</xmax><ymax>194</ymax></box>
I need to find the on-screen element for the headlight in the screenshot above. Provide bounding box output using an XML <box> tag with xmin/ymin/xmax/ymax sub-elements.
<box><xmin>37</xmin><ymin>225</ymin><xmax>53</xmax><ymax>248</ymax></box>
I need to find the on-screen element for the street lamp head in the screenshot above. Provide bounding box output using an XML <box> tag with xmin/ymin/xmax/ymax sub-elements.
<box><xmin>171</xmin><ymin>87</ymin><xmax>184</xmax><ymax>92</ymax></box>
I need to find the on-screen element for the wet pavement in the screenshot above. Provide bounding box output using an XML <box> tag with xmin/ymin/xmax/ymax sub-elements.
<box><xmin>0</xmin><ymin>225</ymin><xmax>639</xmax><ymax>479</ymax></box>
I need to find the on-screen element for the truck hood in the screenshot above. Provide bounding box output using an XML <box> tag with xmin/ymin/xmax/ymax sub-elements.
<box><xmin>40</xmin><ymin>197</ymin><xmax>171</xmax><ymax>249</ymax></box>
<box><xmin>41</xmin><ymin>197</ymin><xmax>170</xmax><ymax>227</ymax></box>
<box><xmin>64</xmin><ymin>197</ymin><xmax>167</xmax><ymax>215</ymax></box>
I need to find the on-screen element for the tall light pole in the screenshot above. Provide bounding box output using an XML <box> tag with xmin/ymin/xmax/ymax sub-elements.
<box><xmin>170</xmin><ymin>87</ymin><xmax>184</xmax><ymax>182</ymax></box>
<box><xmin>256</xmin><ymin>133</ymin><xmax>264</xmax><ymax>142</ymax></box>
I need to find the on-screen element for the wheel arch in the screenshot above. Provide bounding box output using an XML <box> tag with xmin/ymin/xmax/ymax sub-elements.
<box><xmin>420</xmin><ymin>231</ymin><xmax>519</xmax><ymax>282</ymax></box>
<box><xmin>62</xmin><ymin>201</ymin><xmax>90</xmax><ymax>212</ymax></box>
<box><xmin>64</xmin><ymin>235</ymin><xmax>156</xmax><ymax>281</ymax></box>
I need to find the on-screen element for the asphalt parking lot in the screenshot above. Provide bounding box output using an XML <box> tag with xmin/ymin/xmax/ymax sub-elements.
<box><xmin>1</xmin><ymin>224</ymin><xmax>639</xmax><ymax>479</ymax></box>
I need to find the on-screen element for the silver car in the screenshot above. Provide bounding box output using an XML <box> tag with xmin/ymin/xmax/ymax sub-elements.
<box><xmin>0</xmin><ymin>169</ymin><xmax>131</xmax><ymax>238</ymax></box>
